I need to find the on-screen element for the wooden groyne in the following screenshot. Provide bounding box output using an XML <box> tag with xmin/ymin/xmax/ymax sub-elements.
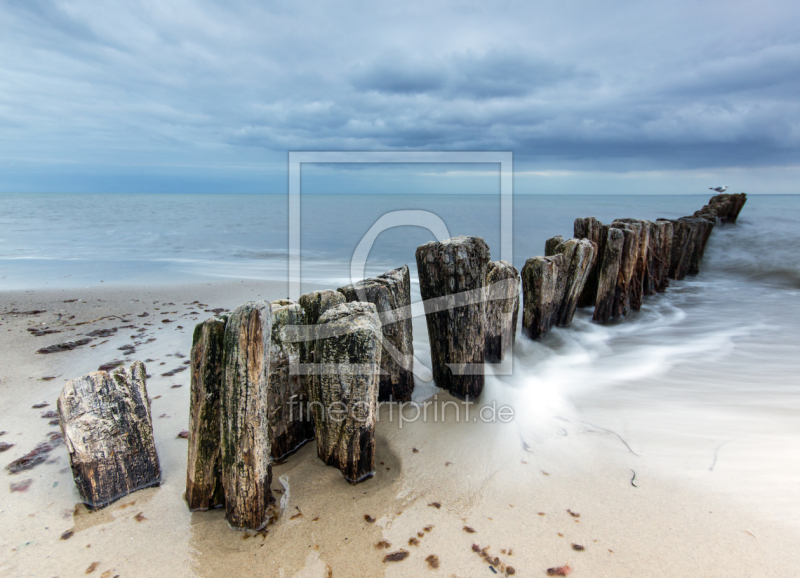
<box><xmin>524</xmin><ymin>193</ymin><xmax>747</xmax><ymax>334</ymax></box>
<box><xmin>55</xmin><ymin>192</ymin><xmax>746</xmax><ymax>530</ymax></box>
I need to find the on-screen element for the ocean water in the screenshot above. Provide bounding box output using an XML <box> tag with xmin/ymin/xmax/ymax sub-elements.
<box><xmin>0</xmin><ymin>192</ymin><xmax>769</xmax><ymax>290</ymax></box>
<box><xmin>2</xmin><ymin>192</ymin><xmax>799</xmax><ymax>522</ymax></box>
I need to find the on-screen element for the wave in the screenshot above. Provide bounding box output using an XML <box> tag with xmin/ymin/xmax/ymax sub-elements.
<box><xmin>703</xmin><ymin>220</ymin><xmax>800</xmax><ymax>288</ymax></box>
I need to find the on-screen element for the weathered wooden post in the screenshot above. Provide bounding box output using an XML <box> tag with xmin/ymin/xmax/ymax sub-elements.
<box><xmin>521</xmin><ymin>254</ymin><xmax>566</xmax><ymax>339</ymax></box>
<box><xmin>574</xmin><ymin>217</ymin><xmax>605</xmax><ymax>307</ymax></box>
<box><xmin>544</xmin><ymin>236</ymin><xmax>565</xmax><ymax>257</ymax></box>
<box><xmin>297</xmin><ymin>289</ymin><xmax>347</xmax><ymax>423</ymax></box>
<box><xmin>268</xmin><ymin>299</ymin><xmax>315</xmax><ymax>459</ymax></box>
<box><xmin>703</xmin><ymin>193</ymin><xmax>747</xmax><ymax>223</ymax></box>
<box><xmin>186</xmin><ymin>316</ymin><xmax>227</xmax><ymax>511</ymax></box>
<box><xmin>58</xmin><ymin>362</ymin><xmax>161</xmax><ymax>510</ymax></box>
<box><xmin>613</xmin><ymin>220</ymin><xmax>648</xmax><ymax>311</ymax></box>
<box><xmin>552</xmin><ymin>238</ymin><xmax>596</xmax><ymax>325</ymax></box>
<box><xmin>682</xmin><ymin>217</ymin><xmax>714</xmax><ymax>275</ymax></box>
<box><xmin>298</xmin><ymin>290</ymin><xmax>347</xmax><ymax>328</ymax></box>
<box><xmin>653</xmin><ymin>220</ymin><xmax>673</xmax><ymax>292</ymax></box>
<box><xmin>416</xmin><ymin>236</ymin><xmax>490</xmax><ymax>399</ymax></box>
<box><xmin>484</xmin><ymin>260</ymin><xmax>520</xmax><ymax>362</ymax></box>
<box><xmin>338</xmin><ymin>266</ymin><xmax>415</xmax><ymax>401</ymax></box>
<box><xmin>593</xmin><ymin>227</ymin><xmax>625</xmax><ymax>323</ymax></box>
<box><xmin>641</xmin><ymin>221</ymin><xmax>658</xmax><ymax>296</ymax></box>
<box><xmin>220</xmin><ymin>301</ymin><xmax>273</xmax><ymax>530</ymax></box>
<box><xmin>311</xmin><ymin>302</ymin><xmax>382</xmax><ymax>483</ymax></box>
<box><xmin>522</xmin><ymin>237</ymin><xmax>596</xmax><ymax>339</ymax></box>
<box><xmin>661</xmin><ymin>218</ymin><xmax>697</xmax><ymax>280</ymax></box>
<box><xmin>609</xmin><ymin>223</ymin><xmax>641</xmax><ymax>318</ymax></box>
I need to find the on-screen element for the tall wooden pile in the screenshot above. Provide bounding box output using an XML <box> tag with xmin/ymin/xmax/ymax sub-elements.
<box><xmin>338</xmin><ymin>266</ymin><xmax>415</xmax><ymax>402</ymax></box>
<box><xmin>521</xmin><ymin>237</ymin><xmax>596</xmax><ymax>338</ymax></box>
<box><xmin>186</xmin><ymin>302</ymin><xmax>274</xmax><ymax>530</ymax></box>
<box><xmin>484</xmin><ymin>260</ymin><xmax>521</xmax><ymax>362</ymax></box>
<box><xmin>416</xmin><ymin>236</ymin><xmax>490</xmax><ymax>399</ymax></box>
<box><xmin>310</xmin><ymin>302</ymin><xmax>382</xmax><ymax>483</ymax></box>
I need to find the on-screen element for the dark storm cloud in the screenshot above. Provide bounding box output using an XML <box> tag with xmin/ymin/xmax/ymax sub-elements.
<box><xmin>350</xmin><ymin>49</ymin><xmax>581</xmax><ymax>98</ymax></box>
<box><xmin>350</xmin><ymin>55</ymin><xmax>446</xmax><ymax>95</ymax></box>
<box><xmin>1</xmin><ymin>0</ymin><xmax>799</xmax><ymax>190</ymax></box>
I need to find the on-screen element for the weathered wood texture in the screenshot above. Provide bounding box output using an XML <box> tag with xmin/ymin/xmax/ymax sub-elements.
<box><xmin>297</xmin><ymin>290</ymin><xmax>347</xmax><ymax>420</ymax></box>
<box><xmin>338</xmin><ymin>265</ymin><xmax>415</xmax><ymax>402</ymax></box>
<box><xmin>696</xmin><ymin>193</ymin><xmax>748</xmax><ymax>224</ymax></box>
<box><xmin>58</xmin><ymin>361</ymin><xmax>160</xmax><ymax>510</ymax></box>
<box><xmin>544</xmin><ymin>236</ymin><xmax>565</xmax><ymax>257</ymax></box>
<box><xmin>268</xmin><ymin>300</ymin><xmax>314</xmax><ymax>460</ymax></box>
<box><xmin>552</xmin><ymin>238</ymin><xmax>597</xmax><ymax>326</ymax></box>
<box><xmin>613</xmin><ymin>220</ymin><xmax>649</xmax><ymax>310</ymax></box>
<box><xmin>573</xmin><ymin>217</ymin><xmax>605</xmax><ymax>307</ymax></box>
<box><xmin>660</xmin><ymin>218</ymin><xmax>697</xmax><ymax>281</ymax></box>
<box><xmin>521</xmin><ymin>238</ymin><xmax>596</xmax><ymax>339</ymax></box>
<box><xmin>641</xmin><ymin>221</ymin><xmax>659</xmax><ymax>296</ymax></box>
<box><xmin>609</xmin><ymin>223</ymin><xmax>641</xmax><ymax>318</ymax></box>
<box><xmin>652</xmin><ymin>220</ymin><xmax>673</xmax><ymax>292</ymax></box>
<box><xmin>416</xmin><ymin>236</ymin><xmax>490</xmax><ymax>399</ymax></box>
<box><xmin>521</xmin><ymin>255</ymin><xmax>566</xmax><ymax>339</ymax></box>
<box><xmin>311</xmin><ymin>302</ymin><xmax>382</xmax><ymax>483</ymax></box>
<box><xmin>484</xmin><ymin>260</ymin><xmax>520</xmax><ymax>362</ymax></box>
<box><xmin>186</xmin><ymin>316</ymin><xmax>227</xmax><ymax>511</ymax></box>
<box><xmin>220</xmin><ymin>301</ymin><xmax>273</xmax><ymax>530</ymax></box>
<box><xmin>617</xmin><ymin>219</ymin><xmax>657</xmax><ymax>297</ymax></box>
<box><xmin>298</xmin><ymin>290</ymin><xmax>347</xmax><ymax>327</ymax></box>
<box><xmin>593</xmin><ymin>227</ymin><xmax>625</xmax><ymax>323</ymax></box>
<box><xmin>683</xmin><ymin>217</ymin><xmax>715</xmax><ymax>276</ymax></box>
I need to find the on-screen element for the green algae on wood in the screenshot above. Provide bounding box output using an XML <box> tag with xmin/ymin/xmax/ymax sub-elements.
<box><xmin>310</xmin><ymin>302</ymin><xmax>382</xmax><ymax>483</ymax></box>
<box><xmin>220</xmin><ymin>302</ymin><xmax>273</xmax><ymax>530</ymax></box>
<box><xmin>338</xmin><ymin>265</ymin><xmax>415</xmax><ymax>402</ymax></box>
<box><xmin>268</xmin><ymin>299</ymin><xmax>314</xmax><ymax>460</ymax></box>
<box><xmin>186</xmin><ymin>315</ymin><xmax>227</xmax><ymax>511</ymax></box>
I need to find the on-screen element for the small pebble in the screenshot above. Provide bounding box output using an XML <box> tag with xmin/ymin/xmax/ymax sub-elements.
<box><xmin>10</xmin><ymin>479</ymin><xmax>33</xmax><ymax>492</ymax></box>
<box><xmin>383</xmin><ymin>550</ymin><xmax>409</xmax><ymax>563</ymax></box>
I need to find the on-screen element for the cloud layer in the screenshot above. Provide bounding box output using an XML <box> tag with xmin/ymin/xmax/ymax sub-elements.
<box><xmin>1</xmin><ymin>0</ymin><xmax>799</xmax><ymax>191</ymax></box>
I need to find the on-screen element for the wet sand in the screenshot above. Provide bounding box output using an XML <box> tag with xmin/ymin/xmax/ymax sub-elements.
<box><xmin>2</xmin><ymin>280</ymin><xmax>799</xmax><ymax>577</ymax></box>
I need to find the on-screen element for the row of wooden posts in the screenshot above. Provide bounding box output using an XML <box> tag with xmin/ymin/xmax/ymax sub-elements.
<box><xmin>182</xmin><ymin>192</ymin><xmax>746</xmax><ymax>530</ymax></box>
<box><xmin>54</xmin><ymin>193</ymin><xmax>746</xmax><ymax>528</ymax></box>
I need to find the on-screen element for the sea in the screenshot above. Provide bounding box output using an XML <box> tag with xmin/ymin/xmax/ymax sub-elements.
<box><xmin>2</xmin><ymin>192</ymin><xmax>800</xmax><ymax>523</ymax></box>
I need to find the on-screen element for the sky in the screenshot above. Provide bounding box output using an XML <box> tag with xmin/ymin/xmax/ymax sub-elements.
<box><xmin>1</xmin><ymin>0</ymin><xmax>799</xmax><ymax>195</ymax></box>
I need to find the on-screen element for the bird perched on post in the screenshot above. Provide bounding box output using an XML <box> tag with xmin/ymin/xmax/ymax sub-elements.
<box><xmin>709</xmin><ymin>186</ymin><xmax>728</xmax><ymax>193</ymax></box>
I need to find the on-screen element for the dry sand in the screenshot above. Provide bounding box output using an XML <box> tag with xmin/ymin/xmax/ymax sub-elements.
<box><xmin>1</xmin><ymin>280</ymin><xmax>799</xmax><ymax>577</ymax></box>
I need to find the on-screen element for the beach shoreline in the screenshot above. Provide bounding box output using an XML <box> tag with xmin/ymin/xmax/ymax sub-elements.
<box><xmin>2</xmin><ymin>278</ymin><xmax>799</xmax><ymax>577</ymax></box>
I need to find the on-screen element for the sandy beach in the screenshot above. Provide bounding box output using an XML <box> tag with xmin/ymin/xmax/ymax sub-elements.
<box><xmin>1</xmin><ymin>279</ymin><xmax>799</xmax><ymax>577</ymax></box>
<box><xmin>3</xmin><ymin>0</ymin><xmax>800</xmax><ymax>573</ymax></box>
